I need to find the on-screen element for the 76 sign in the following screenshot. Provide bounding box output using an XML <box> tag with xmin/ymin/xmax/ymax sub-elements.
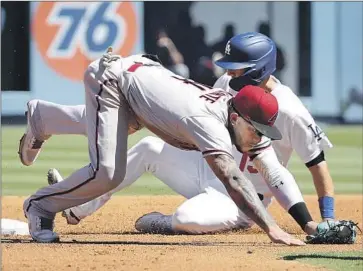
<box><xmin>46</xmin><ymin>2</ymin><xmax>125</xmax><ymax>59</ymax></box>
<box><xmin>32</xmin><ymin>2</ymin><xmax>138</xmax><ymax>81</ymax></box>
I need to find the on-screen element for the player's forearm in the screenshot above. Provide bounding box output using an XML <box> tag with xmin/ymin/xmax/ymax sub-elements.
<box><xmin>309</xmin><ymin>161</ymin><xmax>334</xmax><ymax>198</ymax></box>
<box><xmin>168</xmin><ymin>49</ymin><xmax>184</xmax><ymax>65</ymax></box>
<box><xmin>226</xmin><ymin>173</ymin><xmax>276</xmax><ymax>232</ymax></box>
<box><xmin>252</xmin><ymin>149</ymin><xmax>316</xmax><ymax>231</ymax></box>
<box><xmin>252</xmin><ymin>149</ymin><xmax>305</xmax><ymax>210</ymax></box>
<box><xmin>309</xmin><ymin>161</ymin><xmax>335</xmax><ymax>220</ymax></box>
<box><xmin>206</xmin><ymin>154</ymin><xmax>276</xmax><ymax>232</ymax></box>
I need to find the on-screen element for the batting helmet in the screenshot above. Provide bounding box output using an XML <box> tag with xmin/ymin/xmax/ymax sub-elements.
<box><xmin>215</xmin><ymin>32</ymin><xmax>276</xmax><ymax>89</ymax></box>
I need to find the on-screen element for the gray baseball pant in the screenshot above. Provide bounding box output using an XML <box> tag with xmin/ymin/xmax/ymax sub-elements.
<box><xmin>24</xmin><ymin>60</ymin><xmax>130</xmax><ymax>219</ymax></box>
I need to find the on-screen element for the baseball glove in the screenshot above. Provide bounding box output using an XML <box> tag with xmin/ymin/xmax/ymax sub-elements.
<box><xmin>306</xmin><ymin>220</ymin><xmax>361</xmax><ymax>244</ymax></box>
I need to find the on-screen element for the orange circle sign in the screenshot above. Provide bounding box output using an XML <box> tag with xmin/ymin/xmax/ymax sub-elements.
<box><xmin>32</xmin><ymin>2</ymin><xmax>137</xmax><ymax>81</ymax></box>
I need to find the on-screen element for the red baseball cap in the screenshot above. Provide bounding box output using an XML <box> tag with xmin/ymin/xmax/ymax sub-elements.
<box><xmin>230</xmin><ymin>85</ymin><xmax>282</xmax><ymax>140</ymax></box>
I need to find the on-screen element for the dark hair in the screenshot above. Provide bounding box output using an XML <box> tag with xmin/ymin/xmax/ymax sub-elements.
<box><xmin>258</xmin><ymin>21</ymin><xmax>270</xmax><ymax>36</ymax></box>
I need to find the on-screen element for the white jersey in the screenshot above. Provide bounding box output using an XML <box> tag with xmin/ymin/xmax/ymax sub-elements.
<box><xmin>213</xmin><ymin>73</ymin><xmax>333</xmax><ymax>195</ymax></box>
<box><xmin>116</xmin><ymin>55</ymin><xmax>234</xmax><ymax>157</ymax></box>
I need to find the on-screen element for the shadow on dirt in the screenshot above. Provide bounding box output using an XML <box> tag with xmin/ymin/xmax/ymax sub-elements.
<box><xmin>1</xmin><ymin>237</ymin><xmax>272</xmax><ymax>247</ymax></box>
<box><xmin>283</xmin><ymin>254</ymin><xmax>363</xmax><ymax>261</ymax></box>
<box><xmin>59</xmin><ymin>230</ymin><xmax>252</xmax><ymax>236</ymax></box>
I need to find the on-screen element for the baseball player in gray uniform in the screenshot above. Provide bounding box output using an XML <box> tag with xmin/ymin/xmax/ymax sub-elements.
<box><xmin>20</xmin><ymin>51</ymin><xmax>304</xmax><ymax>245</ymax></box>
<box><xmin>20</xmin><ymin>33</ymin><xmax>338</xmax><ymax>239</ymax></box>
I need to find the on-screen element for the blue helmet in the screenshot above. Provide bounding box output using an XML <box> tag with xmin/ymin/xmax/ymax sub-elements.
<box><xmin>215</xmin><ymin>32</ymin><xmax>276</xmax><ymax>88</ymax></box>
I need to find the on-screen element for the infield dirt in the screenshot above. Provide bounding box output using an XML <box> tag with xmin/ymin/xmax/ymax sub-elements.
<box><xmin>2</xmin><ymin>195</ymin><xmax>362</xmax><ymax>271</ymax></box>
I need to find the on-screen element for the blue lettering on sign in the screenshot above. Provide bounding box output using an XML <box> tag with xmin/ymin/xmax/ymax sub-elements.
<box><xmin>86</xmin><ymin>2</ymin><xmax>118</xmax><ymax>52</ymax></box>
<box><xmin>48</xmin><ymin>2</ymin><xmax>122</xmax><ymax>57</ymax></box>
<box><xmin>57</xmin><ymin>8</ymin><xmax>86</xmax><ymax>50</ymax></box>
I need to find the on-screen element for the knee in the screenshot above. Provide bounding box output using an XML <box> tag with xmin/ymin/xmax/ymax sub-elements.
<box><xmin>84</xmin><ymin>66</ymin><xmax>93</xmax><ymax>81</ymax></box>
<box><xmin>172</xmin><ymin>204</ymin><xmax>206</xmax><ymax>234</ymax></box>
<box><xmin>96</xmin><ymin>164</ymin><xmax>125</xmax><ymax>190</ymax></box>
<box><xmin>75</xmin><ymin>105</ymin><xmax>87</xmax><ymax>136</ymax></box>
<box><xmin>172</xmin><ymin>192</ymin><xmax>251</xmax><ymax>234</ymax></box>
<box><xmin>172</xmin><ymin>206</ymin><xmax>253</xmax><ymax>234</ymax></box>
<box><xmin>172</xmin><ymin>212</ymin><xmax>195</xmax><ymax>234</ymax></box>
<box><xmin>27</xmin><ymin>100</ymin><xmax>45</xmax><ymax>119</ymax></box>
<box><xmin>27</xmin><ymin>99</ymin><xmax>40</xmax><ymax>110</ymax></box>
<box><xmin>137</xmin><ymin>136</ymin><xmax>164</xmax><ymax>155</ymax></box>
<box><xmin>134</xmin><ymin>136</ymin><xmax>165</xmax><ymax>167</ymax></box>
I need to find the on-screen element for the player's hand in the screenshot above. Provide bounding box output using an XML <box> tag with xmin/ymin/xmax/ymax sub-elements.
<box><xmin>101</xmin><ymin>46</ymin><xmax>121</xmax><ymax>68</ymax></box>
<box><xmin>267</xmin><ymin>225</ymin><xmax>306</xmax><ymax>246</ymax></box>
<box><xmin>157</xmin><ymin>37</ymin><xmax>173</xmax><ymax>47</ymax></box>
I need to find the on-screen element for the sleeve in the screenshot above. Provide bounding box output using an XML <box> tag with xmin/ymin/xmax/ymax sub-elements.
<box><xmin>252</xmin><ymin>146</ymin><xmax>305</xmax><ymax>211</ymax></box>
<box><xmin>181</xmin><ymin>116</ymin><xmax>234</xmax><ymax>158</ymax></box>
<box><xmin>290</xmin><ymin>114</ymin><xmax>333</xmax><ymax>164</ymax></box>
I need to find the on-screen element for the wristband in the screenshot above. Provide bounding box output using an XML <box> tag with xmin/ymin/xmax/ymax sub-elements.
<box><xmin>318</xmin><ymin>196</ymin><xmax>335</xmax><ymax>219</ymax></box>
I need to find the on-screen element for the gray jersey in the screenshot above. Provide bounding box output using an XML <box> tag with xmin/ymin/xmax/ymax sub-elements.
<box><xmin>117</xmin><ymin>56</ymin><xmax>234</xmax><ymax>157</ymax></box>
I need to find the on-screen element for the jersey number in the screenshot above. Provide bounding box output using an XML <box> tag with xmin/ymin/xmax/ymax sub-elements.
<box><xmin>127</xmin><ymin>68</ymin><xmax>228</xmax><ymax>103</ymax></box>
<box><xmin>172</xmin><ymin>76</ymin><xmax>231</xmax><ymax>103</ymax></box>
<box><xmin>171</xmin><ymin>76</ymin><xmax>212</xmax><ymax>91</ymax></box>
<box><xmin>239</xmin><ymin>153</ymin><xmax>258</xmax><ymax>174</ymax></box>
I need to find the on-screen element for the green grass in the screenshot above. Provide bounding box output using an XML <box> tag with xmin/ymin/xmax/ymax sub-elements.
<box><xmin>283</xmin><ymin>251</ymin><xmax>363</xmax><ymax>271</ymax></box>
<box><xmin>1</xmin><ymin>125</ymin><xmax>362</xmax><ymax>196</ymax></box>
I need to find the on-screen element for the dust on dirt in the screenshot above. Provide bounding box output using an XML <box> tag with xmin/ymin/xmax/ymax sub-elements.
<box><xmin>2</xmin><ymin>195</ymin><xmax>362</xmax><ymax>271</ymax></box>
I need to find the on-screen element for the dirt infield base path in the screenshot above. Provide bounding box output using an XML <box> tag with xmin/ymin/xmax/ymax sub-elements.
<box><xmin>2</xmin><ymin>195</ymin><xmax>362</xmax><ymax>271</ymax></box>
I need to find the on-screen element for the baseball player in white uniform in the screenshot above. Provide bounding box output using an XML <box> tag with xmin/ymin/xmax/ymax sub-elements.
<box><xmin>20</xmin><ymin>48</ymin><xmax>304</xmax><ymax>245</ymax></box>
<box><xmin>25</xmin><ymin>34</ymin><xmax>335</xmax><ymax>237</ymax></box>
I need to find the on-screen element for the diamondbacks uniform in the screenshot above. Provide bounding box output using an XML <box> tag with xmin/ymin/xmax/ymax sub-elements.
<box><xmin>23</xmin><ymin>55</ymin><xmax>242</xmax><ymax>225</ymax></box>
<box><xmin>120</xmin><ymin>57</ymin><xmax>234</xmax><ymax>156</ymax></box>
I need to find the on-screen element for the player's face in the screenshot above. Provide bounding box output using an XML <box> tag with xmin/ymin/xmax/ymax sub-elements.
<box><xmin>227</xmin><ymin>69</ymin><xmax>244</xmax><ymax>78</ymax></box>
<box><xmin>232</xmin><ymin>115</ymin><xmax>262</xmax><ymax>153</ymax></box>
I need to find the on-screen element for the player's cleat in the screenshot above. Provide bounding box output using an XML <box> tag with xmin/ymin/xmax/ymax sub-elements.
<box><xmin>24</xmin><ymin>211</ymin><xmax>59</xmax><ymax>243</ymax></box>
<box><xmin>47</xmin><ymin>168</ymin><xmax>81</xmax><ymax>225</ymax></box>
<box><xmin>135</xmin><ymin>212</ymin><xmax>174</xmax><ymax>234</ymax></box>
<box><xmin>18</xmin><ymin>100</ymin><xmax>46</xmax><ymax>166</ymax></box>
<box><xmin>47</xmin><ymin>168</ymin><xmax>63</xmax><ymax>186</ymax></box>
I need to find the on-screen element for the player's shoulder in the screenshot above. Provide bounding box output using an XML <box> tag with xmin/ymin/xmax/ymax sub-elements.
<box><xmin>123</xmin><ymin>54</ymin><xmax>160</xmax><ymax>65</ymax></box>
<box><xmin>217</xmin><ymin>73</ymin><xmax>231</xmax><ymax>82</ymax></box>
<box><xmin>121</xmin><ymin>54</ymin><xmax>146</xmax><ymax>65</ymax></box>
<box><xmin>213</xmin><ymin>73</ymin><xmax>231</xmax><ymax>89</ymax></box>
<box><xmin>272</xmin><ymin>79</ymin><xmax>313</xmax><ymax>122</ymax></box>
<box><xmin>116</xmin><ymin>54</ymin><xmax>140</xmax><ymax>69</ymax></box>
<box><xmin>213</xmin><ymin>73</ymin><xmax>239</xmax><ymax>96</ymax></box>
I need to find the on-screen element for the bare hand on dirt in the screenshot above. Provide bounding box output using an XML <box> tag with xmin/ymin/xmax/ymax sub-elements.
<box><xmin>267</xmin><ymin>225</ymin><xmax>306</xmax><ymax>246</ymax></box>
